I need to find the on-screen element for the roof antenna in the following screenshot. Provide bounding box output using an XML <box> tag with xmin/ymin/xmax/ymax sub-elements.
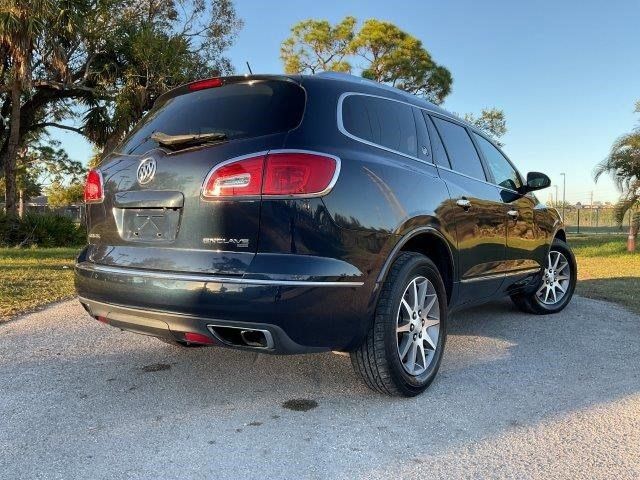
<box><xmin>246</xmin><ymin>61</ymin><xmax>253</xmax><ymax>75</ymax></box>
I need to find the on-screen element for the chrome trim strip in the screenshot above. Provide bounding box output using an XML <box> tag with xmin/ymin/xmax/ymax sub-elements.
<box><xmin>75</xmin><ymin>262</ymin><xmax>364</xmax><ymax>287</ymax></box>
<box><xmin>460</xmin><ymin>267</ymin><xmax>541</xmax><ymax>284</ymax></box>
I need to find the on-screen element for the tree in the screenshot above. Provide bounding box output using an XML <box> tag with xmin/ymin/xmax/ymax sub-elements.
<box><xmin>0</xmin><ymin>0</ymin><xmax>111</xmax><ymax>215</ymax></box>
<box><xmin>87</xmin><ymin>147</ymin><xmax>102</xmax><ymax>169</ymax></box>
<box><xmin>352</xmin><ymin>19</ymin><xmax>452</xmax><ymax>104</ymax></box>
<box><xmin>0</xmin><ymin>136</ymin><xmax>83</xmax><ymax>215</ymax></box>
<box><xmin>83</xmin><ymin>0</ymin><xmax>243</xmax><ymax>154</ymax></box>
<box><xmin>0</xmin><ymin>0</ymin><xmax>56</xmax><ymax>216</ymax></box>
<box><xmin>46</xmin><ymin>181</ymin><xmax>83</xmax><ymax>208</ymax></box>
<box><xmin>280</xmin><ymin>17</ymin><xmax>355</xmax><ymax>75</ymax></box>
<box><xmin>281</xmin><ymin>17</ymin><xmax>452</xmax><ymax>104</ymax></box>
<box><xmin>1</xmin><ymin>0</ymin><xmax>242</xmax><ymax>215</ymax></box>
<box><xmin>463</xmin><ymin>109</ymin><xmax>507</xmax><ymax>145</ymax></box>
<box><xmin>280</xmin><ymin>17</ymin><xmax>506</xmax><ymax>141</ymax></box>
<box><xmin>594</xmin><ymin>101</ymin><xmax>640</xmax><ymax>249</ymax></box>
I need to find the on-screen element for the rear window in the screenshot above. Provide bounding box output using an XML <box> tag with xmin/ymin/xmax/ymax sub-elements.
<box><xmin>342</xmin><ymin>94</ymin><xmax>417</xmax><ymax>157</ymax></box>
<box><xmin>118</xmin><ymin>80</ymin><xmax>306</xmax><ymax>155</ymax></box>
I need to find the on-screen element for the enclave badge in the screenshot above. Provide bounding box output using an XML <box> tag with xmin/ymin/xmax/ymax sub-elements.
<box><xmin>202</xmin><ymin>238</ymin><xmax>250</xmax><ymax>248</ymax></box>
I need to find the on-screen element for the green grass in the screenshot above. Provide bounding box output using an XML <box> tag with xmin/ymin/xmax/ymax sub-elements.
<box><xmin>1</xmin><ymin>235</ymin><xmax>638</xmax><ymax>320</ymax></box>
<box><xmin>0</xmin><ymin>247</ymin><xmax>80</xmax><ymax>320</ymax></box>
<box><xmin>570</xmin><ymin>234</ymin><xmax>640</xmax><ymax>314</ymax></box>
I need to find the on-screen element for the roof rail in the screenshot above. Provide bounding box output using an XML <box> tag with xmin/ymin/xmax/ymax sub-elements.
<box><xmin>314</xmin><ymin>71</ymin><xmax>441</xmax><ymax>108</ymax></box>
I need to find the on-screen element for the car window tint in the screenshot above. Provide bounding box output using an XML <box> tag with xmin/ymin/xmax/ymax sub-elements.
<box><xmin>431</xmin><ymin>117</ymin><xmax>485</xmax><ymax>180</ymax></box>
<box><xmin>412</xmin><ymin>107</ymin><xmax>432</xmax><ymax>162</ymax></box>
<box><xmin>119</xmin><ymin>80</ymin><xmax>305</xmax><ymax>155</ymax></box>
<box><xmin>472</xmin><ymin>133</ymin><xmax>522</xmax><ymax>191</ymax></box>
<box><xmin>423</xmin><ymin>112</ymin><xmax>451</xmax><ymax>168</ymax></box>
<box><xmin>342</xmin><ymin>95</ymin><xmax>417</xmax><ymax>157</ymax></box>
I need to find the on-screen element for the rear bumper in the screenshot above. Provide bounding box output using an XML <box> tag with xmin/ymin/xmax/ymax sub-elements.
<box><xmin>75</xmin><ymin>261</ymin><xmax>372</xmax><ymax>354</ymax></box>
<box><xmin>78</xmin><ymin>296</ymin><xmax>321</xmax><ymax>354</ymax></box>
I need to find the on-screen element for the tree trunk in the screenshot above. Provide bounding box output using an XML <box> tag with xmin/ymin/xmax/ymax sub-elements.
<box><xmin>3</xmin><ymin>77</ymin><xmax>22</xmax><ymax>217</ymax></box>
<box><xmin>18</xmin><ymin>189</ymin><xmax>24</xmax><ymax>218</ymax></box>
<box><xmin>629</xmin><ymin>211</ymin><xmax>638</xmax><ymax>253</ymax></box>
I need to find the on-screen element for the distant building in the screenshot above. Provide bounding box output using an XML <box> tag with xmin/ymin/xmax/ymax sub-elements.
<box><xmin>23</xmin><ymin>195</ymin><xmax>83</xmax><ymax>221</ymax></box>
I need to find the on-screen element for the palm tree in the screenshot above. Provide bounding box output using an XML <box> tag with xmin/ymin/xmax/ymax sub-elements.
<box><xmin>0</xmin><ymin>0</ymin><xmax>53</xmax><ymax>216</ymax></box>
<box><xmin>594</xmin><ymin>111</ymin><xmax>640</xmax><ymax>250</ymax></box>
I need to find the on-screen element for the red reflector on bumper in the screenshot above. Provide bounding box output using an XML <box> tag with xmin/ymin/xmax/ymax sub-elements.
<box><xmin>96</xmin><ymin>315</ymin><xmax>108</xmax><ymax>323</ymax></box>
<box><xmin>183</xmin><ymin>332</ymin><xmax>215</xmax><ymax>345</ymax></box>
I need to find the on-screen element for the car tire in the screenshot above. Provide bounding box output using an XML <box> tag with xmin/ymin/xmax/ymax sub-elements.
<box><xmin>350</xmin><ymin>252</ymin><xmax>448</xmax><ymax>397</ymax></box>
<box><xmin>511</xmin><ymin>238</ymin><xmax>577</xmax><ymax>315</ymax></box>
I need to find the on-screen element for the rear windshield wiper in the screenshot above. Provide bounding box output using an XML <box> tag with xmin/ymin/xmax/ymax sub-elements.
<box><xmin>151</xmin><ymin>131</ymin><xmax>227</xmax><ymax>149</ymax></box>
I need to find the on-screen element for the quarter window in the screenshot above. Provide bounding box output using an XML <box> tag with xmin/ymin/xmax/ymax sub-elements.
<box><xmin>431</xmin><ymin>117</ymin><xmax>486</xmax><ymax>180</ymax></box>
<box><xmin>342</xmin><ymin>95</ymin><xmax>417</xmax><ymax>157</ymax></box>
<box><xmin>472</xmin><ymin>133</ymin><xmax>522</xmax><ymax>191</ymax></box>
<box><xmin>423</xmin><ymin>113</ymin><xmax>451</xmax><ymax>168</ymax></box>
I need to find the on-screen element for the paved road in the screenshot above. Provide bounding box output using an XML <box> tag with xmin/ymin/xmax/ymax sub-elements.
<box><xmin>1</xmin><ymin>296</ymin><xmax>639</xmax><ymax>479</ymax></box>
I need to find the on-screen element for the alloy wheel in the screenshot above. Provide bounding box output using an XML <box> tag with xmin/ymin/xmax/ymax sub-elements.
<box><xmin>536</xmin><ymin>250</ymin><xmax>571</xmax><ymax>305</ymax></box>
<box><xmin>396</xmin><ymin>276</ymin><xmax>440</xmax><ymax>376</ymax></box>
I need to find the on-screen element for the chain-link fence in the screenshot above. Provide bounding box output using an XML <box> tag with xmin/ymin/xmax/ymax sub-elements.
<box><xmin>560</xmin><ymin>207</ymin><xmax>635</xmax><ymax>234</ymax></box>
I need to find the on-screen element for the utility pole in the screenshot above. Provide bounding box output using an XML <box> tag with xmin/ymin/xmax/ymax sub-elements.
<box><xmin>554</xmin><ymin>185</ymin><xmax>559</xmax><ymax>207</ymax></box>
<box><xmin>560</xmin><ymin>172</ymin><xmax>566</xmax><ymax>221</ymax></box>
<box><xmin>590</xmin><ymin>191</ymin><xmax>594</xmax><ymax>227</ymax></box>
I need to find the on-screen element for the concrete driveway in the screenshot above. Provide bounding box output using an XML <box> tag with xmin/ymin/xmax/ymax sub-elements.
<box><xmin>1</xmin><ymin>296</ymin><xmax>639</xmax><ymax>479</ymax></box>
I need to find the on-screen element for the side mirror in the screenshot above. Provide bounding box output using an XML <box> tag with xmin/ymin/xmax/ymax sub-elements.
<box><xmin>523</xmin><ymin>172</ymin><xmax>551</xmax><ymax>192</ymax></box>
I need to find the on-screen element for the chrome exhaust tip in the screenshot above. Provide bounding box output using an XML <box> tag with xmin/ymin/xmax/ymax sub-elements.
<box><xmin>207</xmin><ymin>324</ymin><xmax>274</xmax><ymax>350</ymax></box>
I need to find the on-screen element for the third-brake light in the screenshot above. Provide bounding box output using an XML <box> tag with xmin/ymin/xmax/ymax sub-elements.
<box><xmin>188</xmin><ymin>77</ymin><xmax>224</xmax><ymax>91</ymax></box>
<box><xmin>202</xmin><ymin>151</ymin><xmax>339</xmax><ymax>199</ymax></box>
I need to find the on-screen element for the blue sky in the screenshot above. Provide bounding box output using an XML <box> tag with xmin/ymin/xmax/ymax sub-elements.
<box><xmin>55</xmin><ymin>0</ymin><xmax>640</xmax><ymax>204</ymax></box>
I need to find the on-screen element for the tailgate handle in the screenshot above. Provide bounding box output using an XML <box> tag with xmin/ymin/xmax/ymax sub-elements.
<box><xmin>114</xmin><ymin>190</ymin><xmax>184</xmax><ymax>209</ymax></box>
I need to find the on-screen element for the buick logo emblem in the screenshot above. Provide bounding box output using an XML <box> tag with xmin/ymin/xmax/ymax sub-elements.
<box><xmin>137</xmin><ymin>158</ymin><xmax>156</xmax><ymax>185</ymax></box>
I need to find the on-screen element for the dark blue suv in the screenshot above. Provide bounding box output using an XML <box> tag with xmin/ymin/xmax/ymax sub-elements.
<box><xmin>76</xmin><ymin>73</ymin><xmax>576</xmax><ymax>396</ymax></box>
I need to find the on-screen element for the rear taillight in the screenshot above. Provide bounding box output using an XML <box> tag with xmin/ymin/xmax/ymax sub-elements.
<box><xmin>202</xmin><ymin>155</ymin><xmax>265</xmax><ymax>198</ymax></box>
<box><xmin>202</xmin><ymin>151</ymin><xmax>339</xmax><ymax>199</ymax></box>
<box><xmin>263</xmin><ymin>152</ymin><xmax>337</xmax><ymax>195</ymax></box>
<box><xmin>84</xmin><ymin>169</ymin><xmax>103</xmax><ymax>203</ymax></box>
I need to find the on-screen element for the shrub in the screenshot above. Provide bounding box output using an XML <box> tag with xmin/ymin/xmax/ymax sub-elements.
<box><xmin>0</xmin><ymin>213</ymin><xmax>86</xmax><ymax>247</ymax></box>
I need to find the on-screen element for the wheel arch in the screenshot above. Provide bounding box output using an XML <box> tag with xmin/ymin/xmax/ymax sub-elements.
<box><xmin>376</xmin><ymin>226</ymin><xmax>455</xmax><ymax>304</ymax></box>
<box><xmin>554</xmin><ymin>228</ymin><xmax>567</xmax><ymax>243</ymax></box>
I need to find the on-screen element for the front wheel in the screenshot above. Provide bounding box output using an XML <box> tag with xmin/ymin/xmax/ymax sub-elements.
<box><xmin>511</xmin><ymin>238</ymin><xmax>577</xmax><ymax>314</ymax></box>
<box><xmin>351</xmin><ymin>252</ymin><xmax>448</xmax><ymax>397</ymax></box>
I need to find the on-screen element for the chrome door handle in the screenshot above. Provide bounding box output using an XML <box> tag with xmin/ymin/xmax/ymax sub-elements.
<box><xmin>507</xmin><ymin>210</ymin><xmax>519</xmax><ymax>218</ymax></box>
<box><xmin>456</xmin><ymin>199</ymin><xmax>471</xmax><ymax>209</ymax></box>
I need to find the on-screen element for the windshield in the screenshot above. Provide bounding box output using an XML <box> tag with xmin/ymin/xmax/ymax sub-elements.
<box><xmin>118</xmin><ymin>79</ymin><xmax>306</xmax><ymax>155</ymax></box>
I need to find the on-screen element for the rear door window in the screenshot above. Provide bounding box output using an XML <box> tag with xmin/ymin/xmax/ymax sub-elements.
<box><xmin>431</xmin><ymin>117</ymin><xmax>486</xmax><ymax>181</ymax></box>
<box><xmin>342</xmin><ymin>94</ymin><xmax>417</xmax><ymax>157</ymax></box>
<box><xmin>118</xmin><ymin>80</ymin><xmax>306</xmax><ymax>155</ymax></box>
